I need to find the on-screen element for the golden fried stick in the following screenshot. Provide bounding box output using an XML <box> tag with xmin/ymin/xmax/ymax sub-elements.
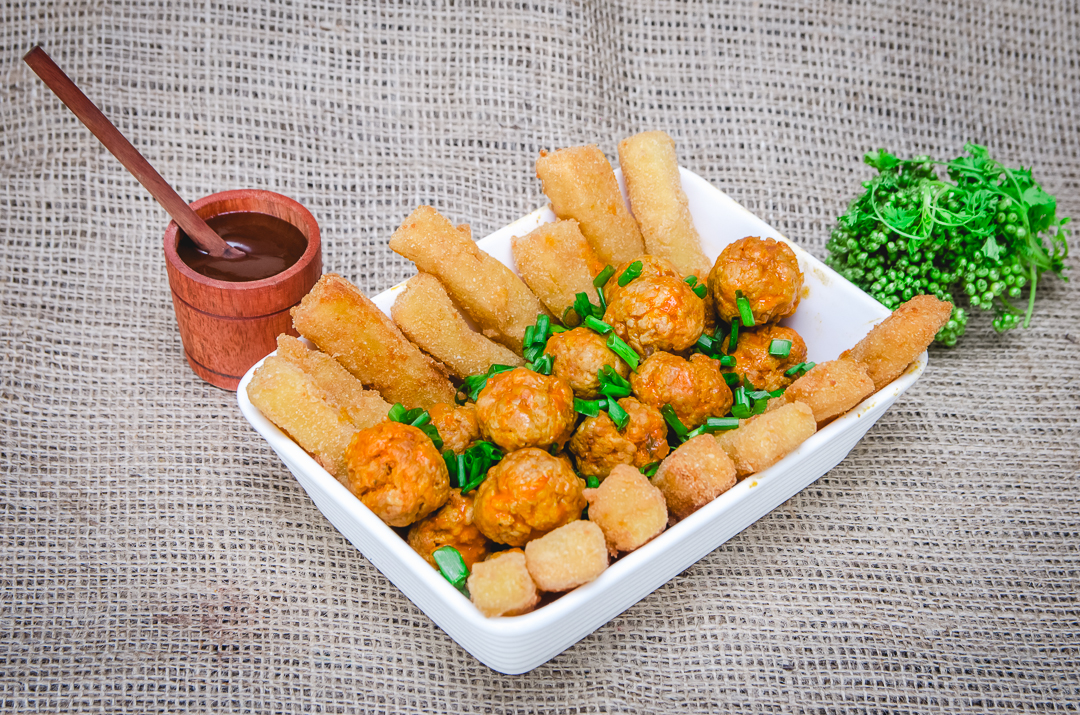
<box><xmin>511</xmin><ymin>219</ymin><xmax>603</xmax><ymax>319</ymax></box>
<box><xmin>618</xmin><ymin>131</ymin><xmax>711</xmax><ymax>279</ymax></box>
<box><xmin>388</xmin><ymin>206</ymin><xmax>547</xmax><ymax>353</ymax></box>
<box><xmin>391</xmin><ymin>272</ymin><xmax>524</xmax><ymax>379</ymax></box>
<box><xmin>535</xmin><ymin>145</ymin><xmax>645</xmax><ymax>266</ymax></box>
<box><xmin>246</xmin><ymin>355</ymin><xmax>357</xmax><ymax>484</ymax></box>
<box><xmin>782</xmin><ymin>359</ymin><xmax>875</xmax><ymax>427</ymax></box>
<box><xmin>275</xmin><ymin>334</ymin><xmax>391</xmax><ymax>430</ymax></box>
<box><xmin>291</xmin><ymin>273</ymin><xmax>456</xmax><ymax>409</ymax></box>
<box><xmin>841</xmin><ymin>295</ymin><xmax>953</xmax><ymax>391</ymax></box>
<box><xmin>715</xmin><ymin>401</ymin><xmax>817</xmax><ymax>478</ymax></box>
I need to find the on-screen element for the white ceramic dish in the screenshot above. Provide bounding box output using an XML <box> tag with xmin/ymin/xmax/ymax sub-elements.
<box><xmin>237</xmin><ymin>168</ymin><xmax>926</xmax><ymax>674</ymax></box>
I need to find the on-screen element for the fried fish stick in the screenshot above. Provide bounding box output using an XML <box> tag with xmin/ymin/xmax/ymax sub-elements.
<box><xmin>782</xmin><ymin>359</ymin><xmax>875</xmax><ymax>427</ymax></box>
<box><xmin>841</xmin><ymin>295</ymin><xmax>953</xmax><ymax>391</ymax></box>
<box><xmin>246</xmin><ymin>356</ymin><xmax>357</xmax><ymax>484</ymax></box>
<box><xmin>389</xmin><ymin>206</ymin><xmax>547</xmax><ymax>353</ymax></box>
<box><xmin>275</xmin><ymin>334</ymin><xmax>391</xmax><ymax>429</ymax></box>
<box><xmin>618</xmin><ymin>131</ymin><xmax>711</xmax><ymax>278</ymax></box>
<box><xmin>292</xmin><ymin>273</ymin><xmax>456</xmax><ymax>409</ymax></box>
<box><xmin>535</xmin><ymin>145</ymin><xmax>645</xmax><ymax>266</ymax></box>
<box><xmin>391</xmin><ymin>273</ymin><xmax>524</xmax><ymax>379</ymax></box>
<box><xmin>512</xmin><ymin>220</ymin><xmax>603</xmax><ymax>319</ymax></box>
<box><xmin>715</xmin><ymin>401</ymin><xmax>817</xmax><ymax>478</ymax></box>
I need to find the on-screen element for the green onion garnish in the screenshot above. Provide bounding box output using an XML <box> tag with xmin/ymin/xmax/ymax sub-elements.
<box><xmin>387</xmin><ymin>404</ymin><xmax>443</xmax><ymax>449</ymax></box>
<box><xmin>448</xmin><ymin>441</ymin><xmax>503</xmax><ymax>494</ymax></box>
<box><xmin>731</xmin><ymin>386</ymin><xmax>751</xmax><ymax>419</ymax></box>
<box><xmin>641</xmin><ymin>461</ymin><xmax>661</xmax><ymax>477</ymax></box>
<box><xmin>562</xmin><ymin>305</ymin><xmax>581</xmax><ymax>328</ymax></box>
<box><xmin>461</xmin><ymin>364</ymin><xmax>516</xmax><ymax>402</ymax></box>
<box><xmin>661</xmin><ymin>404</ymin><xmax>688</xmax><ymax>440</ymax></box>
<box><xmin>617</xmin><ymin>260</ymin><xmax>643</xmax><ymax>287</ymax></box>
<box><xmin>720</xmin><ymin>355</ymin><xmax>736</xmax><ymax>368</ymax></box>
<box><xmin>586</xmin><ymin>475</ymin><xmax>601</xmax><ymax>489</ymax></box>
<box><xmin>684</xmin><ymin>276</ymin><xmax>698</xmax><ymax>287</ymax></box>
<box><xmin>696</xmin><ymin>334</ymin><xmax>714</xmax><ymax>354</ymax></box>
<box><xmin>527</xmin><ymin>353</ymin><xmax>554</xmax><ymax>375</ymax></box>
<box><xmin>522</xmin><ymin>345</ymin><xmax>544</xmax><ymax>363</ymax></box>
<box><xmin>735</xmin><ymin>291</ymin><xmax>755</xmax><ymax>327</ymax></box>
<box><xmin>597</xmin><ymin>285</ymin><xmax>607</xmax><ymax>313</ymax></box>
<box><xmin>583</xmin><ymin>315</ymin><xmax>613</xmax><ymax>334</ymax></box>
<box><xmin>387</xmin><ymin>403</ymin><xmax>407</xmax><ymax>423</ymax></box>
<box><xmin>692</xmin><ymin>283</ymin><xmax>707</xmax><ymax>299</ymax></box>
<box><xmin>769</xmin><ymin>387</ymin><xmax>786</xmax><ymax>398</ymax></box>
<box><xmin>594</xmin><ymin>265</ymin><xmax>615</xmax><ymax>288</ymax></box>
<box><xmin>706</xmin><ymin>416</ymin><xmax>740</xmax><ymax>431</ymax></box>
<box><xmin>432</xmin><ymin>546</ymin><xmax>470</xmax><ymax>595</ymax></box>
<box><xmin>723</xmin><ymin>372</ymin><xmax>741</xmax><ymax>387</ymax></box>
<box><xmin>573</xmin><ymin>291</ymin><xmax>602</xmax><ymax>321</ymax></box>
<box><xmin>728</xmin><ymin>317</ymin><xmax>740</xmax><ymax>352</ymax></box>
<box><xmin>784</xmin><ymin>361</ymin><xmax>816</xmax><ymax>378</ymax></box>
<box><xmin>768</xmin><ymin>339</ymin><xmax>792</xmax><ymax>358</ymax></box>
<box><xmin>606</xmin><ymin>333</ymin><xmax>640</xmax><ymax>371</ymax></box>
<box><xmin>410</xmin><ymin>412</ymin><xmax>431</xmax><ymax>428</ymax></box>
<box><xmin>607</xmin><ymin>397</ymin><xmax>630</xmax><ymax>430</ymax></box>
<box><xmin>535</xmin><ymin>314</ymin><xmax>551</xmax><ymax>343</ymax></box>
<box><xmin>523</xmin><ymin>324</ymin><xmax>536</xmax><ymax>349</ymax></box>
<box><xmin>575</xmin><ymin>398</ymin><xmax>602</xmax><ymax>417</ymax></box>
<box><xmin>443</xmin><ymin>450</ymin><xmax>458</xmax><ymax>487</ymax></box>
<box><xmin>598</xmin><ymin>365</ymin><xmax>632</xmax><ymax>398</ymax></box>
<box><xmin>551</xmin><ymin>324</ymin><xmax>567</xmax><ymax>333</ymax></box>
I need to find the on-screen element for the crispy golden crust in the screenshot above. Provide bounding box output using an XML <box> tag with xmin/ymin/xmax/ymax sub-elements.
<box><xmin>727</xmin><ymin>324</ymin><xmax>808</xmax><ymax>392</ymax></box>
<box><xmin>841</xmin><ymin>295</ymin><xmax>953</xmax><ymax>390</ymax></box>
<box><xmin>475</xmin><ymin>368</ymin><xmax>577</xmax><ymax>452</ymax></box>
<box><xmin>391</xmin><ymin>272</ymin><xmax>524</xmax><ymax>379</ymax></box>
<box><xmin>524</xmin><ymin>521</ymin><xmax>609</xmax><ymax>592</ymax></box>
<box><xmin>603</xmin><ymin>274</ymin><xmax>705</xmax><ymax>355</ymax></box>
<box><xmin>708</xmin><ymin>236</ymin><xmax>803</xmax><ymax>324</ymax></box>
<box><xmin>569</xmin><ymin>397</ymin><xmax>669</xmax><ymax>478</ymax></box>
<box><xmin>652</xmin><ymin>434</ymin><xmax>737</xmax><ymax>522</ymax></box>
<box><xmin>631</xmin><ymin>352</ymin><xmax>732</xmax><ymax>429</ymax></box>
<box><xmin>472</xmin><ymin>448</ymin><xmax>586</xmax><ymax>547</ymax></box>
<box><xmin>388</xmin><ymin>206</ymin><xmax>547</xmax><ymax>353</ymax></box>
<box><xmin>407</xmin><ymin>489</ymin><xmax>490</xmax><ymax>569</ymax></box>
<box><xmin>291</xmin><ymin>273</ymin><xmax>456</xmax><ymax>409</ymax></box>
<box><xmin>345</xmin><ymin>421</ymin><xmax>450</xmax><ymax>527</ymax></box>
<box><xmin>535</xmin><ymin>145</ymin><xmax>645</xmax><ymax>266</ymax></box>
<box><xmin>512</xmin><ymin>220</ymin><xmax>605</xmax><ymax>318</ymax></box>
<box><xmin>583</xmin><ymin>465</ymin><xmax>667</xmax><ymax>555</ymax></box>
<box><xmin>274</xmin><ymin>334</ymin><xmax>391</xmax><ymax>430</ymax></box>
<box><xmin>715</xmin><ymin>401</ymin><xmax>817</xmax><ymax>478</ymax></box>
<box><xmin>467</xmin><ymin>549</ymin><xmax>539</xmax><ymax>617</ymax></box>
<box><xmin>544</xmin><ymin>327</ymin><xmax>628</xmax><ymax>399</ymax></box>
<box><xmin>783</xmin><ymin>359</ymin><xmax>875</xmax><ymax>427</ymax></box>
<box><xmin>618</xmin><ymin>131</ymin><xmax>711</xmax><ymax>279</ymax></box>
<box><xmin>246</xmin><ymin>356</ymin><xmax>357</xmax><ymax>484</ymax></box>
<box><xmin>428</xmin><ymin>403</ymin><xmax>481</xmax><ymax>455</ymax></box>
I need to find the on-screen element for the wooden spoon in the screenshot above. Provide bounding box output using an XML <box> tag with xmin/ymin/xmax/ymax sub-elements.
<box><xmin>23</xmin><ymin>46</ymin><xmax>242</xmax><ymax>259</ymax></box>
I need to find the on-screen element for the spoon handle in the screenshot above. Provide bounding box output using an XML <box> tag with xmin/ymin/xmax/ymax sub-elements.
<box><xmin>23</xmin><ymin>46</ymin><xmax>240</xmax><ymax>259</ymax></box>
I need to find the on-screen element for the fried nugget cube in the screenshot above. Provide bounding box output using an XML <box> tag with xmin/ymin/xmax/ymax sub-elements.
<box><xmin>512</xmin><ymin>219</ymin><xmax>604</xmax><ymax>318</ymax></box>
<box><xmin>246</xmin><ymin>356</ymin><xmax>357</xmax><ymax>484</ymax></box>
<box><xmin>524</xmin><ymin>520</ymin><xmax>608</xmax><ymax>592</ymax></box>
<box><xmin>618</xmin><ymin>131</ymin><xmax>711</xmax><ymax>279</ymax></box>
<box><xmin>535</xmin><ymin>145</ymin><xmax>645</xmax><ymax>266</ymax></box>
<box><xmin>716</xmin><ymin>401</ymin><xmax>817</xmax><ymax>478</ymax></box>
<box><xmin>583</xmin><ymin>464</ymin><xmax>667</xmax><ymax>555</ymax></box>
<box><xmin>841</xmin><ymin>295</ymin><xmax>953</xmax><ymax>391</ymax></box>
<box><xmin>468</xmin><ymin>550</ymin><xmax>540</xmax><ymax>618</ymax></box>
<box><xmin>389</xmin><ymin>206</ymin><xmax>547</xmax><ymax>353</ymax></box>
<box><xmin>391</xmin><ymin>273</ymin><xmax>524</xmax><ymax>379</ymax></box>
<box><xmin>275</xmin><ymin>334</ymin><xmax>391</xmax><ymax>430</ymax></box>
<box><xmin>292</xmin><ymin>273</ymin><xmax>456</xmax><ymax>409</ymax></box>
<box><xmin>652</xmin><ymin>434</ymin><xmax>737</xmax><ymax>521</ymax></box>
<box><xmin>783</xmin><ymin>359</ymin><xmax>875</xmax><ymax>426</ymax></box>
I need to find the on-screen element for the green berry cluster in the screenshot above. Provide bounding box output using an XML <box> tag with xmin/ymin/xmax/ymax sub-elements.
<box><xmin>825</xmin><ymin>145</ymin><xmax>1069</xmax><ymax>346</ymax></box>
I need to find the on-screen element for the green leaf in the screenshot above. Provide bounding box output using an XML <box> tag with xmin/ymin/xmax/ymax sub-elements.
<box><xmin>982</xmin><ymin>235</ymin><xmax>1002</xmax><ymax>261</ymax></box>
<box><xmin>864</xmin><ymin>149</ymin><xmax>900</xmax><ymax>171</ymax></box>
<box><xmin>881</xmin><ymin>205</ymin><xmax>919</xmax><ymax>230</ymax></box>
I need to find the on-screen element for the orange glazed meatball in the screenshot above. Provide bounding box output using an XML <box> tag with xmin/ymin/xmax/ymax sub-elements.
<box><xmin>544</xmin><ymin>327</ymin><xmax>628</xmax><ymax>398</ymax></box>
<box><xmin>602</xmin><ymin>254</ymin><xmax>682</xmax><ymax>305</ymax></box>
<box><xmin>631</xmin><ymin>351</ymin><xmax>732</xmax><ymax>429</ymax></box>
<box><xmin>603</xmin><ymin>274</ymin><xmax>704</xmax><ymax>355</ymax></box>
<box><xmin>728</xmin><ymin>324</ymin><xmax>808</xmax><ymax>392</ymax></box>
<box><xmin>708</xmin><ymin>236</ymin><xmax>803</xmax><ymax>325</ymax></box>
<box><xmin>345</xmin><ymin>421</ymin><xmax>450</xmax><ymax>527</ymax></box>
<box><xmin>407</xmin><ymin>489</ymin><xmax>490</xmax><ymax>569</ymax></box>
<box><xmin>568</xmin><ymin>397</ymin><xmax>669</xmax><ymax>478</ymax></box>
<box><xmin>472</xmin><ymin>448</ymin><xmax>586</xmax><ymax>546</ymax></box>
<box><xmin>475</xmin><ymin>367</ymin><xmax>576</xmax><ymax>452</ymax></box>
<box><xmin>428</xmin><ymin>402</ymin><xmax>480</xmax><ymax>455</ymax></box>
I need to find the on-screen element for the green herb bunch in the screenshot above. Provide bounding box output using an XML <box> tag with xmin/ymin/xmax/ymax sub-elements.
<box><xmin>825</xmin><ymin>144</ymin><xmax>1069</xmax><ymax>345</ymax></box>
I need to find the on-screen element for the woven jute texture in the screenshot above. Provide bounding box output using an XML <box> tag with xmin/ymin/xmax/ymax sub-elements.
<box><xmin>2</xmin><ymin>1</ymin><xmax>1078</xmax><ymax>712</ymax></box>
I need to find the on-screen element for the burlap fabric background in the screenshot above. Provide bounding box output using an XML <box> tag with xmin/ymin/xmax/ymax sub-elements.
<box><xmin>2</xmin><ymin>1</ymin><xmax>1078</xmax><ymax>712</ymax></box>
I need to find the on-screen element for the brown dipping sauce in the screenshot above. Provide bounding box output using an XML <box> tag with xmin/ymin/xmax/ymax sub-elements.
<box><xmin>177</xmin><ymin>211</ymin><xmax>307</xmax><ymax>282</ymax></box>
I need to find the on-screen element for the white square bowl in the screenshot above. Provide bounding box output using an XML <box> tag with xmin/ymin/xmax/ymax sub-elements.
<box><xmin>237</xmin><ymin>168</ymin><xmax>926</xmax><ymax>674</ymax></box>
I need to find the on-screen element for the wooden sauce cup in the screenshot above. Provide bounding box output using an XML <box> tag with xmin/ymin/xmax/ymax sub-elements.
<box><xmin>163</xmin><ymin>189</ymin><xmax>322</xmax><ymax>390</ymax></box>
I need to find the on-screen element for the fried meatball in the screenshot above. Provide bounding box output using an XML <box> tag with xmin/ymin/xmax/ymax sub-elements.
<box><xmin>544</xmin><ymin>327</ymin><xmax>628</xmax><ymax>398</ymax></box>
<box><xmin>472</xmin><ymin>447</ymin><xmax>586</xmax><ymax>546</ymax></box>
<box><xmin>583</xmin><ymin>464</ymin><xmax>667</xmax><ymax>555</ymax></box>
<box><xmin>427</xmin><ymin>402</ymin><xmax>480</xmax><ymax>455</ymax></box>
<box><xmin>475</xmin><ymin>368</ymin><xmax>576</xmax><ymax>452</ymax></box>
<box><xmin>407</xmin><ymin>489</ymin><xmax>490</xmax><ymax>569</ymax></box>
<box><xmin>602</xmin><ymin>254</ymin><xmax>682</xmax><ymax>305</ymax></box>
<box><xmin>468</xmin><ymin>549</ymin><xmax>539</xmax><ymax>618</ymax></box>
<box><xmin>568</xmin><ymin>397</ymin><xmax>669</xmax><ymax>478</ymax></box>
<box><xmin>652</xmin><ymin>434</ymin><xmax>737</xmax><ymax>521</ymax></box>
<box><xmin>603</xmin><ymin>274</ymin><xmax>705</xmax><ymax>355</ymax></box>
<box><xmin>708</xmin><ymin>236</ymin><xmax>803</xmax><ymax>325</ymax></box>
<box><xmin>631</xmin><ymin>352</ymin><xmax>732</xmax><ymax>429</ymax></box>
<box><xmin>345</xmin><ymin>421</ymin><xmax>450</xmax><ymax>527</ymax></box>
<box><xmin>728</xmin><ymin>324</ymin><xmax>808</xmax><ymax>392</ymax></box>
<box><xmin>524</xmin><ymin>521</ymin><xmax>609</xmax><ymax>592</ymax></box>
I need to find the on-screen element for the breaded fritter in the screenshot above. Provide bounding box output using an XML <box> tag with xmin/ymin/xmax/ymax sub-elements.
<box><xmin>512</xmin><ymin>219</ymin><xmax>605</xmax><ymax>319</ymax></box>
<box><xmin>652</xmin><ymin>434</ymin><xmax>737</xmax><ymax>522</ymax></box>
<box><xmin>583</xmin><ymin>464</ymin><xmax>667</xmax><ymax>555</ymax></box>
<box><xmin>783</xmin><ymin>359</ymin><xmax>875</xmax><ymax>427</ymax></box>
<box><xmin>468</xmin><ymin>550</ymin><xmax>539</xmax><ymax>617</ymax></box>
<box><xmin>524</xmin><ymin>521</ymin><xmax>609</xmax><ymax>592</ymax></box>
<box><xmin>715</xmin><ymin>401</ymin><xmax>817</xmax><ymax>478</ymax></box>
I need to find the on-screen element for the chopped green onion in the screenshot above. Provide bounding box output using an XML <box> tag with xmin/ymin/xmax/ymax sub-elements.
<box><xmin>723</xmin><ymin>372</ymin><xmax>741</xmax><ymax>387</ymax></box>
<box><xmin>731</xmin><ymin>385</ymin><xmax>751</xmax><ymax>419</ymax></box>
<box><xmin>661</xmin><ymin>404</ymin><xmax>688</xmax><ymax>440</ymax></box>
<box><xmin>527</xmin><ymin>353</ymin><xmax>554</xmax><ymax>375</ymax></box>
<box><xmin>534</xmin><ymin>314</ymin><xmax>551</xmax><ymax>343</ymax></box>
<box><xmin>769</xmin><ymin>387</ymin><xmax>786</xmax><ymax>398</ymax></box>
<box><xmin>523</xmin><ymin>345</ymin><xmax>543</xmax><ymax>363</ymax></box>
<box><xmin>607</xmin><ymin>397</ymin><xmax>630</xmax><ymax>430</ymax></box>
<box><xmin>597</xmin><ymin>285</ymin><xmax>607</xmax><ymax>313</ymax></box>
<box><xmin>432</xmin><ymin>546</ymin><xmax>470</xmax><ymax>595</ymax></box>
<box><xmin>410</xmin><ymin>412</ymin><xmax>431</xmax><ymax>428</ymax></box>
<box><xmin>684</xmin><ymin>425</ymin><xmax>707</xmax><ymax>440</ymax></box>
<box><xmin>523</xmin><ymin>324</ymin><xmax>536</xmax><ymax>348</ymax></box>
<box><xmin>606</xmin><ymin>334</ymin><xmax>640</xmax><ymax>371</ymax></box>
<box><xmin>462</xmin><ymin>364</ymin><xmax>516</xmax><ymax>402</ymax></box>
<box><xmin>768</xmin><ymin>339</ymin><xmax>792</xmax><ymax>358</ymax></box>
<box><xmin>598</xmin><ymin>364</ymin><xmax>631</xmax><ymax>390</ymax></box>
<box><xmin>784</xmin><ymin>361</ymin><xmax>816</xmax><ymax>378</ymax></box>
<box><xmin>598</xmin><ymin>380</ymin><xmax>632</xmax><ymax>399</ymax></box>
<box><xmin>594</xmin><ymin>265</ymin><xmax>615</xmax><ymax>288</ymax></box>
<box><xmin>751</xmin><ymin>396</ymin><xmax>769</xmax><ymax>415</ymax></box>
<box><xmin>641</xmin><ymin>461</ymin><xmax>661</xmax><ymax>477</ymax></box>
<box><xmin>551</xmin><ymin>324</ymin><xmax>567</xmax><ymax>333</ymax></box>
<box><xmin>617</xmin><ymin>260</ymin><xmax>643</xmax><ymax>287</ymax></box>
<box><xmin>451</xmin><ymin>441</ymin><xmax>503</xmax><ymax>494</ymax></box>
<box><xmin>562</xmin><ymin>305</ymin><xmax>581</xmax><ymax>328</ymax></box>
<box><xmin>387</xmin><ymin>403</ymin><xmax>407</xmax><ymax>423</ymax></box>
<box><xmin>586</xmin><ymin>475</ymin><xmax>600</xmax><ymax>489</ymax></box>
<box><xmin>692</xmin><ymin>283</ymin><xmax>707</xmax><ymax>299</ymax></box>
<box><xmin>575</xmin><ymin>398</ymin><xmax>602</xmax><ymax>417</ymax></box>
<box><xmin>705</xmin><ymin>417</ymin><xmax>740</xmax><ymax>431</ymax></box>
<box><xmin>684</xmin><ymin>275</ymin><xmax>698</xmax><ymax>287</ymax></box>
<box><xmin>443</xmin><ymin>450</ymin><xmax>459</xmax><ymax>487</ymax></box>
<box><xmin>720</xmin><ymin>355</ymin><xmax>736</xmax><ymax>368</ymax></box>
<box><xmin>696</xmin><ymin>334</ymin><xmax>714</xmax><ymax>354</ymax></box>
<box><xmin>574</xmin><ymin>291</ymin><xmax>602</xmax><ymax>321</ymax></box>
<box><xmin>728</xmin><ymin>317</ymin><xmax>740</xmax><ymax>352</ymax></box>
<box><xmin>735</xmin><ymin>291</ymin><xmax>755</xmax><ymax>327</ymax></box>
<box><xmin>583</xmin><ymin>315</ymin><xmax>613</xmax><ymax>334</ymax></box>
